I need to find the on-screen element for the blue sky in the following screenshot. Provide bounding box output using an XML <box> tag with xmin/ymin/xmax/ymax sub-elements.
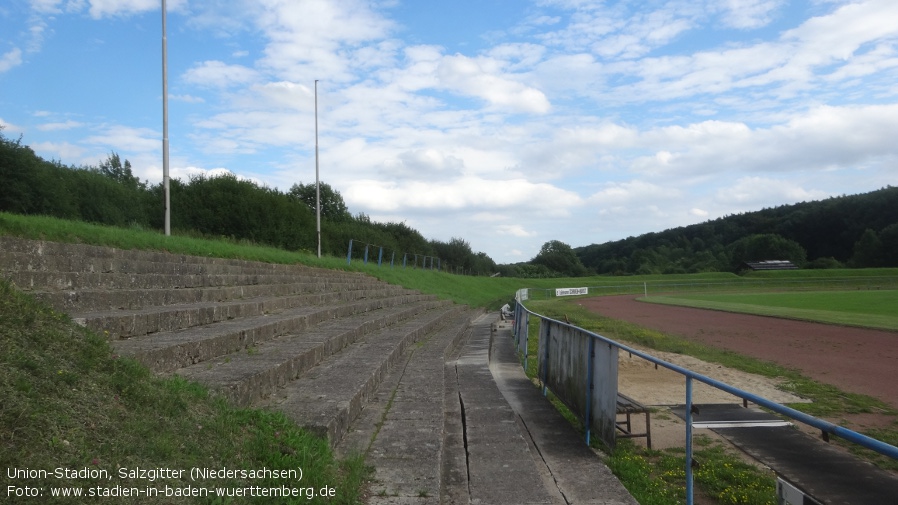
<box><xmin>2</xmin><ymin>0</ymin><xmax>897</xmax><ymax>263</ymax></box>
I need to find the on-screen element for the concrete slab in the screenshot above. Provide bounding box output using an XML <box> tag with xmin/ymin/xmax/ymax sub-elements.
<box><xmin>455</xmin><ymin>315</ymin><xmax>558</xmax><ymax>505</ymax></box>
<box><xmin>489</xmin><ymin>322</ymin><xmax>639</xmax><ymax>505</ymax></box>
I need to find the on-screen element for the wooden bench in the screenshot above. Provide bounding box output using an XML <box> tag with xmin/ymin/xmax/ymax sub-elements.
<box><xmin>616</xmin><ymin>392</ymin><xmax>652</xmax><ymax>449</ymax></box>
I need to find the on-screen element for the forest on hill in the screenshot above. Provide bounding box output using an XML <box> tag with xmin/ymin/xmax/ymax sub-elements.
<box><xmin>574</xmin><ymin>186</ymin><xmax>898</xmax><ymax>275</ymax></box>
<box><xmin>0</xmin><ymin>130</ymin><xmax>497</xmax><ymax>275</ymax></box>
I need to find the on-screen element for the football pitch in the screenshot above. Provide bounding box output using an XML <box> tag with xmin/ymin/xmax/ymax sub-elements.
<box><xmin>643</xmin><ymin>289</ymin><xmax>898</xmax><ymax>331</ymax></box>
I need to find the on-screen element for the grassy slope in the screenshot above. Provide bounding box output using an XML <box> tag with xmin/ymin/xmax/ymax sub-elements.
<box><xmin>0</xmin><ymin>280</ymin><xmax>367</xmax><ymax>504</ymax></box>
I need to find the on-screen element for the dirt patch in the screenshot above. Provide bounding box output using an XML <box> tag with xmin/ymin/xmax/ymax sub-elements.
<box><xmin>617</xmin><ymin>343</ymin><xmax>809</xmax><ymax>406</ymax></box>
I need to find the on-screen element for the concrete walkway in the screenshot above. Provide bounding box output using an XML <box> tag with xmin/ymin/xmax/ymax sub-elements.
<box><xmin>340</xmin><ymin>313</ymin><xmax>638</xmax><ymax>504</ymax></box>
<box><xmin>487</xmin><ymin>319</ymin><xmax>638</xmax><ymax>505</ymax></box>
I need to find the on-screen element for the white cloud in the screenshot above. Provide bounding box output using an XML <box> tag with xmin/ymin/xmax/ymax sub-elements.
<box><xmin>27</xmin><ymin>0</ymin><xmax>66</xmax><ymax>14</ymax></box>
<box><xmin>436</xmin><ymin>54</ymin><xmax>551</xmax><ymax>113</ymax></box>
<box><xmin>170</xmin><ymin>94</ymin><xmax>205</xmax><ymax>103</ymax></box>
<box><xmin>29</xmin><ymin>141</ymin><xmax>86</xmax><ymax>161</ymax></box>
<box><xmin>37</xmin><ymin>120</ymin><xmax>83</xmax><ymax>131</ymax></box>
<box><xmin>380</xmin><ymin>148</ymin><xmax>465</xmax><ymax>179</ymax></box>
<box><xmin>0</xmin><ymin>48</ymin><xmax>23</xmax><ymax>73</ymax></box>
<box><xmin>783</xmin><ymin>0</ymin><xmax>898</xmax><ymax>62</ymax></box>
<box><xmin>588</xmin><ymin>180</ymin><xmax>683</xmax><ymax>207</ymax></box>
<box><xmin>84</xmin><ymin>125</ymin><xmax>158</xmax><ymax>153</ymax></box>
<box><xmin>718</xmin><ymin>0</ymin><xmax>785</xmax><ymax>29</ymax></box>
<box><xmin>253</xmin><ymin>0</ymin><xmax>395</xmax><ymax>82</ymax></box>
<box><xmin>619</xmin><ymin>103</ymin><xmax>898</xmax><ymax>177</ymax></box>
<box><xmin>715</xmin><ymin>177</ymin><xmax>827</xmax><ymax>207</ymax></box>
<box><xmin>345</xmin><ymin>176</ymin><xmax>580</xmax><ymax>215</ymax></box>
<box><xmin>85</xmin><ymin>0</ymin><xmax>189</xmax><ymax>19</ymax></box>
<box><xmin>29</xmin><ymin>0</ymin><xmax>187</xmax><ymax>18</ymax></box>
<box><xmin>183</xmin><ymin>61</ymin><xmax>260</xmax><ymax>88</ymax></box>
<box><xmin>496</xmin><ymin>224</ymin><xmax>537</xmax><ymax>237</ymax></box>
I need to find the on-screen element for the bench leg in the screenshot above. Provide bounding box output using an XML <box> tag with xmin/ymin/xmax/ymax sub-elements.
<box><xmin>645</xmin><ymin>411</ymin><xmax>652</xmax><ymax>450</ymax></box>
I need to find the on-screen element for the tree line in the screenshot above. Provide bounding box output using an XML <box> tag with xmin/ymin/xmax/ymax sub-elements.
<box><xmin>574</xmin><ymin>186</ymin><xmax>898</xmax><ymax>275</ymax></box>
<box><xmin>0</xmin><ymin>130</ymin><xmax>497</xmax><ymax>275</ymax></box>
<box><xmin>493</xmin><ymin>186</ymin><xmax>898</xmax><ymax>278</ymax></box>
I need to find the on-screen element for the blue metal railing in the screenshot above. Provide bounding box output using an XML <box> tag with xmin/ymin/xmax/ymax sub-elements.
<box><xmin>512</xmin><ymin>295</ymin><xmax>898</xmax><ymax>505</ymax></box>
<box><xmin>345</xmin><ymin>239</ymin><xmax>441</xmax><ymax>270</ymax></box>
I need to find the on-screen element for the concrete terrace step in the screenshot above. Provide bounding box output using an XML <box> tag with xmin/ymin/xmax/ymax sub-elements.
<box><xmin>5</xmin><ymin>267</ymin><xmax>378</xmax><ymax>294</ymax></box>
<box><xmin>111</xmin><ymin>295</ymin><xmax>446</xmax><ymax>373</ymax></box>
<box><xmin>336</xmin><ymin>308</ymin><xmax>478</xmax><ymax>504</ymax></box>
<box><xmin>0</xmin><ymin>237</ymin><xmax>376</xmax><ymax>288</ymax></box>
<box><xmin>174</xmin><ymin>299</ymin><xmax>455</xmax><ymax>406</ymax></box>
<box><xmin>261</xmin><ymin>304</ymin><xmax>471</xmax><ymax>447</ymax></box>
<box><xmin>54</xmin><ymin>284</ymin><xmax>404</xmax><ymax>326</ymax></box>
<box><xmin>0</xmin><ymin>238</ymin><xmax>329</xmax><ymax>275</ymax></box>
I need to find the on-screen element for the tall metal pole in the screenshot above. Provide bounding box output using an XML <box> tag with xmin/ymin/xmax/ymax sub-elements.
<box><xmin>314</xmin><ymin>79</ymin><xmax>321</xmax><ymax>258</ymax></box>
<box><xmin>162</xmin><ymin>0</ymin><xmax>171</xmax><ymax>236</ymax></box>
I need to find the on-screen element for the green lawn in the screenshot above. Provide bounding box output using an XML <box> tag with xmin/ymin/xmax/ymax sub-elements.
<box><xmin>643</xmin><ymin>290</ymin><xmax>898</xmax><ymax>331</ymax></box>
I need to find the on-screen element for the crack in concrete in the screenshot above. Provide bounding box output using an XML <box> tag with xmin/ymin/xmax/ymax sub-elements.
<box><xmin>455</xmin><ymin>364</ymin><xmax>472</xmax><ymax>498</ymax></box>
<box><xmin>514</xmin><ymin>412</ymin><xmax>572</xmax><ymax>505</ymax></box>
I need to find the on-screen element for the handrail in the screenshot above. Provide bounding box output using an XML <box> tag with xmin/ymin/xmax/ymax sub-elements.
<box><xmin>513</xmin><ymin>297</ymin><xmax>898</xmax><ymax>505</ymax></box>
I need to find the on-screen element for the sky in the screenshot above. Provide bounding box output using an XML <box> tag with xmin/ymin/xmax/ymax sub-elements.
<box><xmin>2</xmin><ymin>0</ymin><xmax>898</xmax><ymax>263</ymax></box>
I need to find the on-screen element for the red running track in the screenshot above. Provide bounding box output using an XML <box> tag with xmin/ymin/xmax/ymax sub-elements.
<box><xmin>577</xmin><ymin>295</ymin><xmax>898</xmax><ymax>410</ymax></box>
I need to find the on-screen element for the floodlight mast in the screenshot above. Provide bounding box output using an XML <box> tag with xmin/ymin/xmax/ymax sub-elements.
<box><xmin>161</xmin><ymin>0</ymin><xmax>171</xmax><ymax>236</ymax></box>
<box><xmin>315</xmin><ymin>79</ymin><xmax>321</xmax><ymax>258</ymax></box>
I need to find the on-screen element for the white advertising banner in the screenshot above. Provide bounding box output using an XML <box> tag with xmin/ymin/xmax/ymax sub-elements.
<box><xmin>555</xmin><ymin>287</ymin><xmax>588</xmax><ymax>297</ymax></box>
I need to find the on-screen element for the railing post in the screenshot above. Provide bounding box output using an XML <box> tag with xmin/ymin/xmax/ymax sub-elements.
<box><xmin>585</xmin><ymin>337</ymin><xmax>595</xmax><ymax>446</ymax></box>
<box><xmin>390</xmin><ymin>251</ymin><xmax>395</xmax><ymax>268</ymax></box>
<box><xmin>378</xmin><ymin>246</ymin><xmax>383</xmax><ymax>267</ymax></box>
<box><xmin>542</xmin><ymin>321</ymin><xmax>551</xmax><ymax>396</ymax></box>
<box><xmin>403</xmin><ymin>253</ymin><xmax>407</xmax><ymax>268</ymax></box>
<box><xmin>685</xmin><ymin>376</ymin><xmax>694</xmax><ymax>505</ymax></box>
<box><xmin>346</xmin><ymin>239</ymin><xmax>353</xmax><ymax>265</ymax></box>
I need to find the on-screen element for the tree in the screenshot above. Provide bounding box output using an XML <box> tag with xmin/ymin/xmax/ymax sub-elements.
<box><xmin>288</xmin><ymin>181</ymin><xmax>350</xmax><ymax>222</ymax></box>
<box><xmin>728</xmin><ymin>233</ymin><xmax>807</xmax><ymax>270</ymax></box>
<box><xmin>531</xmin><ymin>240</ymin><xmax>588</xmax><ymax>277</ymax></box>
<box><xmin>849</xmin><ymin>229</ymin><xmax>886</xmax><ymax>267</ymax></box>
<box><xmin>878</xmin><ymin>223</ymin><xmax>898</xmax><ymax>267</ymax></box>
<box><xmin>97</xmin><ymin>152</ymin><xmax>143</xmax><ymax>190</ymax></box>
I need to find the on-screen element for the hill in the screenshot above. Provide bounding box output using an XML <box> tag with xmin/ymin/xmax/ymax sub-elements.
<box><xmin>575</xmin><ymin>186</ymin><xmax>898</xmax><ymax>275</ymax></box>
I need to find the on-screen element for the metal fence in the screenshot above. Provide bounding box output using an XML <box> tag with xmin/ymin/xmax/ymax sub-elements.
<box><xmin>345</xmin><ymin>239</ymin><xmax>441</xmax><ymax>270</ymax></box>
<box><xmin>512</xmin><ymin>293</ymin><xmax>898</xmax><ymax>505</ymax></box>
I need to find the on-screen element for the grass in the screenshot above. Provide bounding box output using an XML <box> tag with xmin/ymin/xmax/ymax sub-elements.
<box><xmin>643</xmin><ymin>290</ymin><xmax>898</xmax><ymax>331</ymax></box>
<box><xmin>608</xmin><ymin>438</ymin><xmax>778</xmax><ymax>505</ymax></box>
<box><xmin>0</xmin><ymin>279</ymin><xmax>369</xmax><ymax>504</ymax></box>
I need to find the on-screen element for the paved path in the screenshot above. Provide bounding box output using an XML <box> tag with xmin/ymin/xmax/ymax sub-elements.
<box><xmin>487</xmin><ymin>320</ymin><xmax>638</xmax><ymax>505</ymax></box>
<box><xmin>342</xmin><ymin>313</ymin><xmax>638</xmax><ymax>504</ymax></box>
